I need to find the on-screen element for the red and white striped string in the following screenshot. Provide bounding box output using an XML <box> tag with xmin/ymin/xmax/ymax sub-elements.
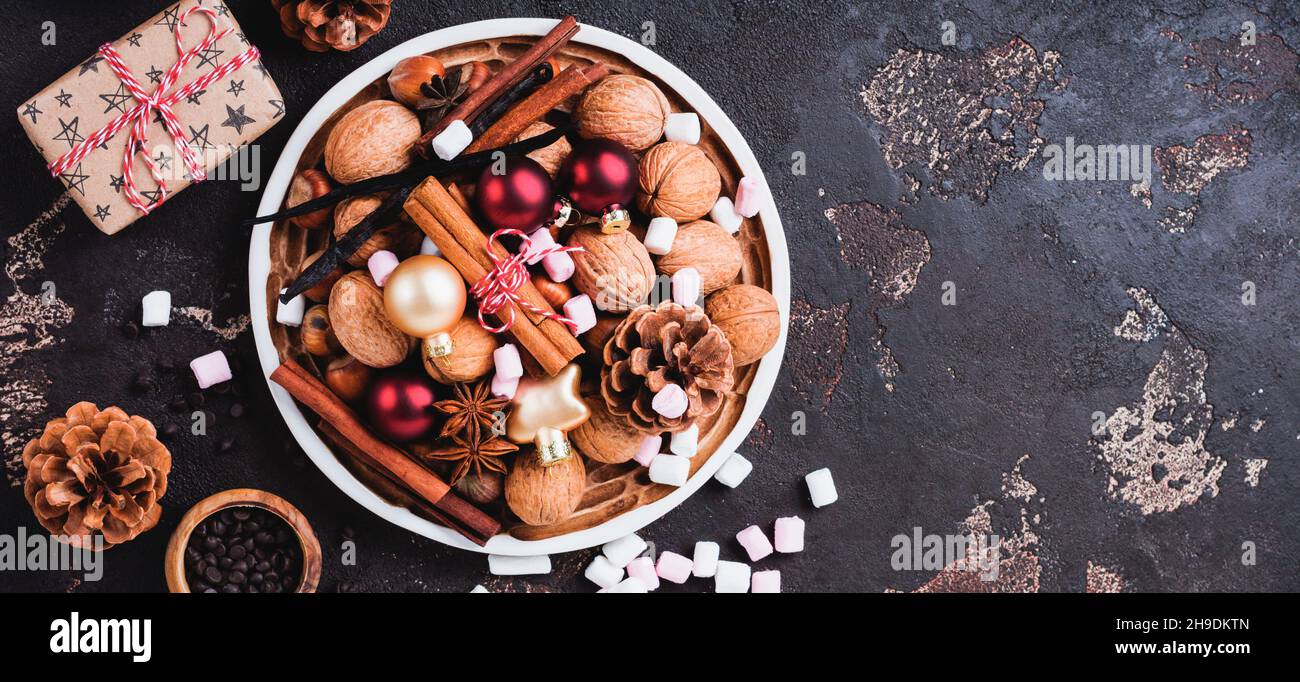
<box><xmin>472</xmin><ymin>228</ymin><xmax>585</xmax><ymax>335</ymax></box>
<box><xmin>46</xmin><ymin>5</ymin><xmax>260</xmax><ymax>215</ymax></box>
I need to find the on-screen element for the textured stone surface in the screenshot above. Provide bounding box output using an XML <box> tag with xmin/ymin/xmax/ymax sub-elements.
<box><xmin>1</xmin><ymin>1</ymin><xmax>1298</xmax><ymax>593</ymax></box>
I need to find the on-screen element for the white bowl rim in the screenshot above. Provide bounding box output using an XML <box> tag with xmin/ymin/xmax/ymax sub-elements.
<box><xmin>249</xmin><ymin>18</ymin><xmax>790</xmax><ymax>556</ymax></box>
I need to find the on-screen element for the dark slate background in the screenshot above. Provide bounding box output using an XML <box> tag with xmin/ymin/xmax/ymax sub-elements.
<box><xmin>1</xmin><ymin>0</ymin><xmax>1297</xmax><ymax>593</ymax></box>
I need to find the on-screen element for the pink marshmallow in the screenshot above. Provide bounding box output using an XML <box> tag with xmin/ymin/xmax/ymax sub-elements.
<box><xmin>775</xmin><ymin>516</ymin><xmax>805</xmax><ymax>553</ymax></box>
<box><xmin>626</xmin><ymin>556</ymin><xmax>659</xmax><ymax>591</ymax></box>
<box><xmin>734</xmin><ymin>176</ymin><xmax>766</xmax><ymax>218</ymax></box>
<box><xmin>736</xmin><ymin>524</ymin><xmax>774</xmax><ymax>561</ymax></box>
<box><xmin>542</xmin><ymin>251</ymin><xmax>574</xmax><ymax>282</ymax></box>
<box><xmin>655</xmin><ymin>551</ymin><xmax>694</xmax><ymax>584</ymax></box>
<box><xmin>563</xmin><ymin>294</ymin><xmax>597</xmax><ymax>335</ymax></box>
<box><xmin>522</xmin><ymin>228</ymin><xmax>556</xmax><ymax>265</ymax></box>
<box><xmin>751</xmin><ymin>569</ymin><xmax>781</xmax><ymax>593</ymax></box>
<box><xmin>190</xmin><ymin>350</ymin><xmax>232</xmax><ymax>389</ymax></box>
<box><xmin>634</xmin><ymin>435</ymin><xmax>661</xmax><ymax>467</ymax></box>
<box><xmin>367</xmin><ymin>250</ymin><xmax>400</xmax><ymax>287</ymax></box>
<box><xmin>490</xmin><ymin>372</ymin><xmax>519</xmax><ymax>399</ymax></box>
<box><xmin>671</xmin><ymin>268</ymin><xmax>701</xmax><ymax>307</ymax></box>
<box><xmin>493</xmin><ymin>344</ymin><xmax>523</xmax><ymax>381</ymax></box>
<box><xmin>651</xmin><ymin>383</ymin><xmax>688</xmax><ymax>419</ymax></box>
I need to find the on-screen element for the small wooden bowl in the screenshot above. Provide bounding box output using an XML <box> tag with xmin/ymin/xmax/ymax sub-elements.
<box><xmin>165</xmin><ymin>488</ymin><xmax>323</xmax><ymax>593</ymax></box>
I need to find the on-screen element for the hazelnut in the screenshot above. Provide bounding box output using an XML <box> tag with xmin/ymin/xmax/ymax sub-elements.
<box><xmin>324</xmin><ymin>100</ymin><xmax>421</xmax><ymax>184</ymax></box>
<box><xmin>568</xmin><ymin>225</ymin><xmax>655</xmax><ymax>313</ymax></box>
<box><xmin>301</xmin><ymin>304</ymin><xmax>341</xmax><ymax>356</ymax></box>
<box><xmin>580</xmin><ymin>314</ymin><xmax>622</xmax><ymax>355</ymax></box>
<box><xmin>505</xmin><ymin>449</ymin><xmax>586</xmax><ymax>526</ymax></box>
<box><xmin>571</xmin><ymin>395</ymin><xmax>643</xmax><ymax>464</ymax></box>
<box><xmin>574</xmin><ymin>75</ymin><xmax>671</xmax><ymax>152</ymax></box>
<box><xmin>328</xmin><ymin>271</ymin><xmax>413</xmax><ymax>368</ymax></box>
<box><xmin>324</xmin><ymin>354</ymin><xmax>372</xmax><ymax>402</ymax></box>
<box><xmin>464</xmin><ymin>61</ymin><xmax>492</xmax><ymax>93</ymax></box>
<box><xmin>531</xmin><ymin>272</ymin><xmax>573</xmax><ymax>310</ymax></box>
<box><xmin>636</xmin><ymin>142</ymin><xmax>721</xmax><ymax>222</ymax></box>
<box><xmin>705</xmin><ymin>284</ymin><xmax>780</xmax><ymax>366</ymax></box>
<box><xmin>300</xmin><ymin>249</ymin><xmax>343</xmax><ymax>302</ymax></box>
<box><xmin>286</xmin><ymin>169</ymin><xmax>333</xmax><ymax>230</ymax></box>
<box><xmin>387</xmin><ymin>55</ymin><xmax>445</xmax><ymax>108</ymax></box>
<box><xmin>334</xmin><ymin>194</ymin><xmax>422</xmax><ymax>267</ymax></box>
<box><xmin>654</xmin><ymin>220</ymin><xmax>742</xmax><ymax>294</ymax></box>
<box><xmin>516</xmin><ymin>121</ymin><xmax>572</xmax><ymax>177</ymax></box>
<box><xmin>455</xmin><ymin>471</ymin><xmax>503</xmax><ymax>505</ymax></box>
<box><xmin>422</xmin><ymin>316</ymin><xmax>496</xmax><ymax>384</ymax></box>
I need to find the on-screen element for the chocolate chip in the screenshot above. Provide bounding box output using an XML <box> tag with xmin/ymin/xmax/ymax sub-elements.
<box><xmin>219</xmin><ymin>436</ymin><xmax>235</xmax><ymax>452</ymax></box>
<box><xmin>132</xmin><ymin>370</ymin><xmax>154</xmax><ymax>392</ymax></box>
<box><xmin>229</xmin><ymin>402</ymin><xmax>245</xmax><ymax>418</ymax></box>
<box><xmin>168</xmin><ymin>395</ymin><xmax>188</xmax><ymax>412</ymax></box>
<box><xmin>122</xmin><ymin>321</ymin><xmax>139</xmax><ymax>339</ymax></box>
<box><xmin>187</xmin><ymin>391</ymin><xmax>205</xmax><ymax>408</ymax></box>
<box><xmin>160</xmin><ymin>422</ymin><xmax>180</xmax><ymax>440</ymax></box>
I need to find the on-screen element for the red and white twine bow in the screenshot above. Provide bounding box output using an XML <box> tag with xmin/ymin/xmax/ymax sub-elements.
<box><xmin>472</xmin><ymin>229</ymin><xmax>585</xmax><ymax>334</ymax></box>
<box><xmin>46</xmin><ymin>5</ymin><xmax>260</xmax><ymax>215</ymax></box>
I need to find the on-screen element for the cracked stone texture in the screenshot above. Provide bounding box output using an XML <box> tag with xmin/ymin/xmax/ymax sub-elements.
<box><xmin>1</xmin><ymin>1</ymin><xmax>1298</xmax><ymax>593</ymax></box>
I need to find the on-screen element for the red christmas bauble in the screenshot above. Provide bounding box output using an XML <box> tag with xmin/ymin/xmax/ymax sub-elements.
<box><xmin>364</xmin><ymin>372</ymin><xmax>438</xmax><ymax>443</ymax></box>
<box><xmin>476</xmin><ymin>156</ymin><xmax>556</xmax><ymax>231</ymax></box>
<box><xmin>558</xmin><ymin>138</ymin><xmax>639</xmax><ymax>214</ymax></box>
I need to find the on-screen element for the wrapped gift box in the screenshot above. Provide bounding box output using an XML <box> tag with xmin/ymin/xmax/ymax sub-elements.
<box><xmin>16</xmin><ymin>0</ymin><xmax>284</xmax><ymax>235</ymax></box>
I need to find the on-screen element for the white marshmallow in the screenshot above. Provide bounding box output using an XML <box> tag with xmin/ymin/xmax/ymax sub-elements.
<box><xmin>710</xmin><ymin>196</ymin><xmax>743</xmax><ymax>234</ymax></box>
<box><xmin>714</xmin><ymin>452</ymin><xmax>753</xmax><ymax>488</ymax></box>
<box><xmin>649</xmin><ymin>454</ymin><xmax>691</xmax><ymax>487</ymax></box>
<box><xmin>643</xmin><ymin>216</ymin><xmax>678</xmax><ymax>255</ymax></box>
<box><xmin>420</xmin><ymin>235</ymin><xmax>442</xmax><ymax>256</ymax></box>
<box><xmin>671</xmin><ymin>267</ymin><xmax>701</xmax><ymax>307</ymax></box>
<box><xmin>432</xmin><ymin>119</ymin><xmax>473</xmax><ymax>161</ymax></box>
<box><xmin>714</xmin><ymin>560</ymin><xmax>751</xmax><ymax>593</ymax></box>
<box><xmin>692</xmin><ymin>541</ymin><xmax>720</xmax><ymax>578</ymax></box>
<box><xmin>602</xmin><ymin>533</ymin><xmax>647</xmax><ymax>568</ymax></box>
<box><xmin>664</xmin><ymin>112</ymin><xmax>701</xmax><ymax>145</ymax></box>
<box><xmin>469</xmin><ymin>585</ymin><xmax>489</xmax><ymax>593</ymax></box>
<box><xmin>274</xmin><ymin>288</ymin><xmax>305</xmax><ymax>327</ymax></box>
<box><xmin>142</xmin><ymin>290</ymin><xmax>172</xmax><ymax>327</ymax></box>
<box><xmin>584</xmin><ymin>555</ymin><xmax>624</xmax><ymax>589</ymax></box>
<box><xmin>805</xmin><ymin>467</ymin><xmax>838</xmax><ymax>508</ymax></box>
<box><xmin>603</xmin><ymin>577</ymin><xmax>648</xmax><ymax>593</ymax></box>
<box><xmin>487</xmin><ymin>553</ymin><xmax>551</xmax><ymax>576</ymax></box>
<box><xmin>669</xmin><ymin>423</ymin><xmax>699</xmax><ymax>457</ymax></box>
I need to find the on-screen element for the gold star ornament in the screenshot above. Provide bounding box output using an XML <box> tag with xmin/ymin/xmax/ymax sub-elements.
<box><xmin>505</xmin><ymin>364</ymin><xmax>592</xmax><ymax>466</ymax></box>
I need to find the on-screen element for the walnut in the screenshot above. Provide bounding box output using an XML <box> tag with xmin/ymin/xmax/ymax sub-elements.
<box><xmin>333</xmin><ymin>193</ymin><xmax>422</xmax><ymax>266</ymax></box>
<box><xmin>574</xmin><ymin>75</ymin><xmax>671</xmax><ymax>152</ymax></box>
<box><xmin>571</xmin><ymin>395</ymin><xmax>643</xmax><ymax>464</ymax></box>
<box><xmin>516</xmin><ymin>121</ymin><xmax>572</xmax><ymax>177</ymax></box>
<box><xmin>421</xmin><ymin>316</ymin><xmax>496</xmax><ymax>384</ymax></box>
<box><xmin>327</xmin><ymin>271</ymin><xmax>412</xmax><ymax>368</ymax></box>
<box><xmin>654</xmin><ymin>220</ymin><xmax>742</xmax><ymax>294</ymax></box>
<box><xmin>324</xmin><ymin>100</ymin><xmax>420</xmax><ymax>184</ymax></box>
<box><xmin>636</xmin><ymin>142</ymin><xmax>721</xmax><ymax>222</ymax></box>
<box><xmin>505</xmin><ymin>447</ymin><xmax>586</xmax><ymax>526</ymax></box>
<box><xmin>705</xmin><ymin>284</ymin><xmax>781</xmax><ymax>366</ymax></box>
<box><xmin>568</xmin><ymin>225</ymin><xmax>655</xmax><ymax>313</ymax></box>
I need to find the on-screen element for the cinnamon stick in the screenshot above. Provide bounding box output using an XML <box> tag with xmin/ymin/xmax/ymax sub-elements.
<box><xmin>402</xmin><ymin>178</ymin><xmax>584</xmax><ymax>375</ymax></box>
<box><xmin>414</xmin><ymin>16</ymin><xmax>580</xmax><ymax>156</ymax></box>
<box><xmin>318</xmin><ymin>421</ymin><xmax>500</xmax><ymax>545</ymax></box>
<box><xmin>466</xmin><ymin>64</ymin><xmax>609</xmax><ymax>154</ymax></box>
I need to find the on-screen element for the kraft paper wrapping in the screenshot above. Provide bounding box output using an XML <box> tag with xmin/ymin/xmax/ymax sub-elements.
<box><xmin>16</xmin><ymin>0</ymin><xmax>284</xmax><ymax>235</ymax></box>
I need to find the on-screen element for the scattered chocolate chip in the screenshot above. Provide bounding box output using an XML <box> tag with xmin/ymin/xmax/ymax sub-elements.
<box><xmin>132</xmin><ymin>370</ymin><xmax>154</xmax><ymax>392</ymax></box>
<box><xmin>229</xmin><ymin>402</ymin><xmax>245</xmax><ymax>418</ymax></box>
<box><xmin>160</xmin><ymin>422</ymin><xmax>181</xmax><ymax>440</ymax></box>
<box><xmin>122</xmin><ymin>321</ymin><xmax>139</xmax><ymax>339</ymax></box>
<box><xmin>187</xmin><ymin>391</ymin><xmax>205</xmax><ymax>409</ymax></box>
<box><xmin>168</xmin><ymin>395</ymin><xmax>188</xmax><ymax>412</ymax></box>
<box><xmin>341</xmin><ymin>525</ymin><xmax>355</xmax><ymax>540</ymax></box>
<box><xmin>157</xmin><ymin>358</ymin><xmax>176</xmax><ymax>372</ymax></box>
<box><xmin>219</xmin><ymin>436</ymin><xmax>235</xmax><ymax>452</ymax></box>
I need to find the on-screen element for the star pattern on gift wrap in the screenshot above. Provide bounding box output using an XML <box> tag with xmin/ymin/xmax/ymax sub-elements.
<box><xmin>269</xmin><ymin>99</ymin><xmax>285</xmax><ymax>118</ymax></box>
<box><xmin>188</xmin><ymin>124</ymin><xmax>214</xmax><ymax>150</ymax></box>
<box><xmin>93</xmin><ymin>204</ymin><xmax>111</xmax><ymax>221</ymax></box>
<box><xmin>156</xmin><ymin>6</ymin><xmax>182</xmax><ymax>32</ymax></box>
<box><xmin>78</xmin><ymin>54</ymin><xmax>103</xmax><ymax>76</ymax></box>
<box><xmin>54</xmin><ymin>89</ymin><xmax>73</xmax><ymax>108</ymax></box>
<box><xmin>252</xmin><ymin>61</ymin><xmax>270</xmax><ymax>79</ymax></box>
<box><xmin>109</xmin><ymin>174</ymin><xmax>124</xmax><ymax>193</ymax></box>
<box><xmin>141</xmin><ymin>188</ymin><xmax>164</xmax><ymax>205</ymax></box>
<box><xmin>236</xmin><ymin>32</ymin><xmax>249</xmax><ymax>45</ymax></box>
<box><xmin>99</xmin><ymin>83</ymin><xmax>133</xmax><ymax>114</ymax></box>
<box><xmin>153</xmin><ymin>149</ymin><xmax>173</xmax><ymax>174</ymax></box>
<box><xmin>145</xmin><ymin>66</ymin><xmax>164</xmax><ymax>85</ymax></box>
<box><xmin>226</xmin><ymin>79</ymin><xmax>245</xmax><ymax>97</ymax></box>
<box><xmin>53</xmin><ymin>117</ymin><xmax>84</xmax><ymax>149</ymax></box>
<box><xmin>126</xmin><ymin>32</ymin><xmax>144</xmax><ymax>47</ymax></box>
<box><xmin>220</xmin><ymin>104</ymin><xmax>255</xmax><ymax>135</ymax></box>
<box><xmin>215</xmin><ymin>2</ymin><xmax>230</xmax><ymax>17</ymax></box>
<box><xmin>197</xmin><ymin>46</ymin><xmax>223</xmax><ymax>70</ymax></box>
<box><xmin>185</xmin><ymin>88</ymin><xmax>206</xmax><ymax>106</ymax></box>
<box><xmin>21</xmin><ymin>102</ymin><xmax>41</xmax><ymax>124</ymax></box>
<box><xmin>59</xmin><ymin>163</ymin><xmax>88</xmax><ymax>195</ymax></box>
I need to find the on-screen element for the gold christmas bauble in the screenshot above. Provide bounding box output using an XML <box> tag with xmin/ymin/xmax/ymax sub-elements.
<box><xmin>383</xmin><ymin>255</ymin><xmax>467</xmax><ymax>340</ymax></box>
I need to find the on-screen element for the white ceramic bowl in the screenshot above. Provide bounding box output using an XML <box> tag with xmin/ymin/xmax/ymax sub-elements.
<box><xmin>249</xmin><ymin>19</ymin><xmax>790</xmax><ymax>555</ymax></box>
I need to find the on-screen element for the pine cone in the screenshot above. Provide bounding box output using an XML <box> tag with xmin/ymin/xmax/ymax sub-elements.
<box><xmin>601</xmin><ymin>302</ymin><xmax>735</xmax><ymax>433</ymax></box>
<box><xmin>273</xmin><ymin>0</ymin><xmax>393</xmax><ymax>52</ymax></box>
<box><xmin>22</xmin><ymin>402</ymin><xmax>172</xmax><ymax>548</ymax></box>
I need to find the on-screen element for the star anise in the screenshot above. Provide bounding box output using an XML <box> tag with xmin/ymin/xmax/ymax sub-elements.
<box><xmin>433</xmin><ymin>379</ymin><xmax>508</xmax><ymax>444</ymax></box>
<box><xmin>415</xmin><ymin>63</ymin><xmax>471</xmax><ymax>128</ymax></box>
<box><xmin>421</xmin><ymin>432</ymin><xmax>518</xmax><ymax>486</ymax></box>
